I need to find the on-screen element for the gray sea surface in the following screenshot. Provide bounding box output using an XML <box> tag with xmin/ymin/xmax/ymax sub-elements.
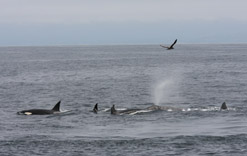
<box><xmin>0</xmin><ymin>44</ymin><xmax>247</xmax><ymax>155</ymax></box>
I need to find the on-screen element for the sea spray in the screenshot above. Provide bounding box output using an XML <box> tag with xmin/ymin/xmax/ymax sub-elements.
<box><xmin>153</xmin><ymin>79</ymin><xmax>174</xmax><ymax>105</ymax></box>
<box><xmin>151</xmin><ymin>70</ymin><xmax>183</xmax><ymax>106</ymax></box>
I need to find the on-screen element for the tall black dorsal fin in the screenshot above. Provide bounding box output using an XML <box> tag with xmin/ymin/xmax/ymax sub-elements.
<box><xmin>111</xmin><ymin>105</ymin><xmax>117</xmax><ymax>115</ymax></box>
<box><xmin>93</xmin><ymin>103</ymin><xmax>98</xmax><ymax>113</ymax></box>
<box><xmin>52</xmin><ymin>101</ymin><xmax>61</xmax><ymax>111</ymax></box>
<box><xmin>220</xmin><ymin>102</ymin><xmax>227</xmax><ymax>110</ymax></box>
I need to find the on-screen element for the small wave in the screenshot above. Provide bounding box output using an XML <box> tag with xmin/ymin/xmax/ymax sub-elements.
<box><xmin>60</xmin><ymin>109</ymin><xmax>71</xmax><ymax>113</ymax></box>
<box><xmin>102</xmin><ymin>108</ymin><xmax>110</xmax><ymax>112</ymax></box>
<box><xmin>101</xmin><ymin>108</ymin><xmax>127</xmax><ymax>112</ymax></box>
<box><xmin>117</xmin><ymin>108</ymin><xmax>128</xmax><ymax>111</ymax></box>
<box><xmin>129</xmin><ymin>110</ymin><xmax>153</xmax><ymax>115</ymax></box>
<box><xmin>181</xmin><ymin>107</ymin><xmax>236</xmax><ymax>112</ymax></box>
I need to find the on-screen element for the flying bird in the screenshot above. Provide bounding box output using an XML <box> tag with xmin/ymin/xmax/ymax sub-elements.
<box><xmin>160</xmin><ymin>39</ymin><xmax>177</xmax><ymax>50</ymax></box>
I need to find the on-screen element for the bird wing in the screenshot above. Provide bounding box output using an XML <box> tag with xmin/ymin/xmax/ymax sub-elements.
<box><xmin>169</xmin><ymin>39</ymin><xmax>177</xmax><ymax>48</ymax></box>
<box><xmin>160</xmin><ymin>45</ymin><xmax>169</xmax><ymax>48</ymax></box>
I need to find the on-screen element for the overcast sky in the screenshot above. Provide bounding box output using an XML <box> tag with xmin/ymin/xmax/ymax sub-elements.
<box><xmin>1</xmin><ymin>0</ymin><xmax>247</xmax><ymax>45</ymax></box>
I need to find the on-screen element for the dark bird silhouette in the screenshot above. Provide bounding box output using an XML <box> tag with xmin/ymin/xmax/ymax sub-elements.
<box><xmin>160</xmin><ymin>39</ymin><xmax>177</xmax><ymax>50</ymax></box>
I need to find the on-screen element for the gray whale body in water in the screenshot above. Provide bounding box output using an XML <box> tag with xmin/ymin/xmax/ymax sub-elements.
<box><xmin>17</xmin><ymin>101</ymin><xmax>61</xmax><ymax>115</ymax></box>
<box><xmin>110</xmin><ymin>104</ymin><xmax>182</xmax><ymax>115</ymax></box>
<box><xmin>110</xmin><ymin>102</ymin><xmax>227</xmax><ymax>115</ymax></box>
<box><xmin>111</xmin><ymin>104</ymin><xmax>142</xmax><ymax>115</ymax></box>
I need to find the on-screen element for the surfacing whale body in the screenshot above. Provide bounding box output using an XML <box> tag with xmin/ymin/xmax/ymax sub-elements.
<box><xmin>160</xmin><ymin>39</ymin><xmax>177</xmax><ymax>50</ymax></box>
<box><xmin>110</xmin><ymin>104</ymin><xmax>181</xmax><ymax>115</ymax></box>
<box><xmin>110</xmin><ymin>102</ymin><xmax>228</xmax><ymax>115</ymax></box>
<box><xmin>111</xmin><ymin>104</ymin><xmax>142</xmax><ymax>115</ymax></box>
<box><xmin>17</xmin><ymin>101</ymin><xmax>62</xmax><ymax>115</ymax></box>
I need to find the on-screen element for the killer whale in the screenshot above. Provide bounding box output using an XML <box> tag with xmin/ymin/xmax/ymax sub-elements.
<box><xmin>160</xmin><ymin>39</ymin><xmax>177</xmax><ymax>50</ymax></box>
<box><xmin>111</xmin><ymin>104</ymin><xmax>142</xmax><ymax>115</ymax></box>
<box><xmin>220</xmin><ymin>102</ymin><xmax>228</xmax><ymax>110</ymax></box>
<box><xmin>17</xmin><ymin>101</ymin><xmax>62</xmax><ymax>115</ymax></box>
<box><xmin>93</xmin><ymin>103</ymin><xmax>98</xmax><ymax>113</ymax></box>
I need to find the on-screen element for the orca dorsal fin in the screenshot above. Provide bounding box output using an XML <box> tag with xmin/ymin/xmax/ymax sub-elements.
<box><xmin>220</xmin><ymin>102</ymin><xmax>227</xmax><ymax>110</ymax></box>
<box><xmin>93</xmin><ymin>103</ymin><xmax>98</xmax><ymax>113</ymax></box>
<box><xmin>111</xmin><ymin>105</ymin><xmax>117</xmax><ymax>115</ymax></box>
<box><xmin>52</xmin><ymin>101</ymin><xmax>61</xmax><ymax>111</ymax></box>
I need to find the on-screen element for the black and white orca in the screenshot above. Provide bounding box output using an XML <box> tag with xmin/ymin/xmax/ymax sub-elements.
<box><xmin>160</xmin><ymin>39</ymin><xmax>177</xmax><ymax>50</ymax></box>
<box><xmin>17</xmin><ymin>101</ymin><xmax>62</xmax><ymax>115</ymax></box>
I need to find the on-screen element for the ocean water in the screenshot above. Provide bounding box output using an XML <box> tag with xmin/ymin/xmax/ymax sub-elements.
<box><xmin>0</xmin><ymin>44</ymin><xmax>247</xmax><ymax>155</ymax></box>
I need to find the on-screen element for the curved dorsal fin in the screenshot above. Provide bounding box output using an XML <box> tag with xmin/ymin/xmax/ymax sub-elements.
<box><xmin>52</xmin><ymin>101</ymin><xmax>61</xmax><ymax>111</ymax></box>
<box><xmin>220</xmin><ymin>102</ymin><xmax>227</xmax><ymax>110</ymax></box>
<box><xmin>111</xmin><ymin>105</ymin><xmax>117</xmax><ymax>115</ymax></box>
<box><xmin>93</xmin><ymin>103</ymin><xmax>98</xmax><ymax>113</ymax></box>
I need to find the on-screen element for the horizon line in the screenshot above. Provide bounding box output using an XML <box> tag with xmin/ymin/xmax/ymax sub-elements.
<box><xmin>1</xmin><ymin>42</ymin><xmax>247</xmax><ymax>47</ymax></box>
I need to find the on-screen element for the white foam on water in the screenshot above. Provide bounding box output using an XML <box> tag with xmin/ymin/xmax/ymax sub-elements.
<box><xmin>129</xmin><ymin>110</ymin><xmax>153</xmax><ymax>115</ymax></box>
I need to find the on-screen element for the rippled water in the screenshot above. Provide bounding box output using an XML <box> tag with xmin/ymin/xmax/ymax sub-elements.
<box><xmin>0</xmin><ymin>44</ymin><xmax>247</xmax><ymax>155</ymax></box>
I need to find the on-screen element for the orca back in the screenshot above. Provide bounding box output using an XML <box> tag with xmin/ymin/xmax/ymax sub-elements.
<box><xmin>18</xmin><ymin>109</ymin><xmax>54</xmax><ymax>115</ymax></box>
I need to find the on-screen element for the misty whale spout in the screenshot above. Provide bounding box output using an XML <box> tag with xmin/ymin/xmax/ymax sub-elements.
<box><xmin>17</xmin><ymin>101</ymin><xmax>62</xmax><ymax>115</ymax></box>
